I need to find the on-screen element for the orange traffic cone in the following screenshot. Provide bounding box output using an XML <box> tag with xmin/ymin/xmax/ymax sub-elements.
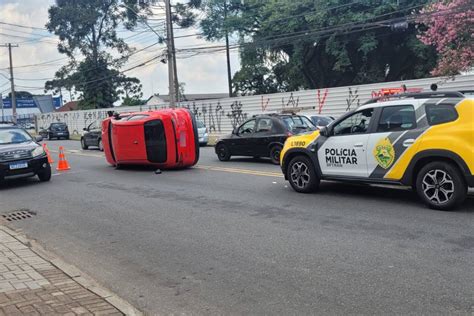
<box><xmin>42</xmin><ymin>143</ymin><xmax>54</xmax><ymax>164</ymax></box>
<box><xmin>56</xmin><ymin>146</ymin><xmax>71</xmax><ymax>171</ymax></box>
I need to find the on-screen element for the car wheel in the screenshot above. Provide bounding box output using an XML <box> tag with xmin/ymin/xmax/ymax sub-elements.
<box><xmin>47</xmin><ymin>134</ymin><xmax>52</xmax><ymax>141</ymax></box>
<box><xmin>37</xmin><ymin>164</ymin><xmax>52</xmax><ymax>182</ymax></box>
<box><xmin>98</xmin><ymin>139</ymin><xmax>104</xmax><ymax>152</ymax></box>
<box><xmin>416</xmin><ymin>161</ymin><xmax>467</xmax><ymax>211</ymax></box>
<box><xmin>287</xmin><ymin>155</ymin><xmax>320</xmax><ymax>193</ymax></box>
<box><xmin>270</xmin><ymin>145</ymin><xmax>283</xmax><ymax>165</ymax></box>
<box><xmin>216</xmin><ymin>143</ymin><xmax>231</xmax><ymax>161</ymax></box>
<box><xmin>81</xmin><ymin>138</ymin><xmax>88</xmax><ymax>150</ymax></box>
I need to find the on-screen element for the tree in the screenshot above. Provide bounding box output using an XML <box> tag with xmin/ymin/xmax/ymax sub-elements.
<box><xmin>417</xmin><ymin>0</ymin><xmax>473</xmax><ymax>76</ymax></box>
<box><xmin>45</xmin><ymin>0</ymin><xmax>149</xmax><ymax>109</ymax></box>
<box><xmin>194</xmin><ymin>0</ymin><xmax>437</xmax><ymax>94</ymax></box>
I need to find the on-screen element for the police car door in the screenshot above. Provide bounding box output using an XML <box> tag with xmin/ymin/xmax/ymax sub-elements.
<box><xmin>318</xmin><ymin>108</ymin><xmax>374</xmax><ymax>178</ymax></box>
<box><xmin>366</xmin><ymin>103</ymin><xmax>420</xmax><ymax>180</ymax></box>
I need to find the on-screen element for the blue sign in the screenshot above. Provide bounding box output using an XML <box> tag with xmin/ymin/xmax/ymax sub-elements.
<box><xmin>53</xmin><ymin>96</ymin><xmax>62</xmax><ymax>109</ymax></box>
<box><xmin>1</xmin><ymin>98</ymin><xmax>37</xmax><ymax>109</ymax></box>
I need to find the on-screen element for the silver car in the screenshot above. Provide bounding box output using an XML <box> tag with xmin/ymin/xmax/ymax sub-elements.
<box><xmin>197</xmin><ymin>120</ymin><xmax>209</xmax><ymax>146</ymax></box>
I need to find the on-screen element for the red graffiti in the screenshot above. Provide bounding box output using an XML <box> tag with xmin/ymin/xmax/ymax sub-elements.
<box><xmin>317</xmin><ymin>89</ymin><xmax>329</xmax><ymax>114</ymax></box>
<box><xmin>261</xmin><ymin>96</ymin><xmax>270</xmax><ymax>112</ymax></box>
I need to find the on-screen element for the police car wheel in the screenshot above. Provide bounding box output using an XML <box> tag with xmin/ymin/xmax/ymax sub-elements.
<box><xmin>416</xmin><ymin>162</ymin><xmax>467</xmax><ymax>211</ymax></box>
<box><xmin>287</xmin><ymin>155</ymin><xmax>320</xmax><ymax>193</ymax></box>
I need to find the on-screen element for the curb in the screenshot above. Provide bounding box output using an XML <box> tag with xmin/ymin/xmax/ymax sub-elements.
<box><xmin>0</xmin><ymin>224</ymin><xmax>143</xmax><ymax>316</ymax></box>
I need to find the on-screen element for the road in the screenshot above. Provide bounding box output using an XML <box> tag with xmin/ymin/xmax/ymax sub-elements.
<box><xmin>1</xmin><ymin>140</ymin><xmax>473</xmax><ymax>315</ymax></box>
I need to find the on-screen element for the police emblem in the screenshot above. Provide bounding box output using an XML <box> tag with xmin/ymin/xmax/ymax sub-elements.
<box><xmin>373</xmin><ymin>137</ymin><xmax>395</xmax><ymax>169</ymax></box>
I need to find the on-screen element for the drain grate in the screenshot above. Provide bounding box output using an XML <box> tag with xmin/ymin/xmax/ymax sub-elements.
<box><xmin>2</xmin><ymin>209</ymin><xmax>36</xmax><ymax>222</ymax></box>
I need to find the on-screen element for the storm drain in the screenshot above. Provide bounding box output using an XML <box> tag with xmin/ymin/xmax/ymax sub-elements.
<box><xmin>1</xmin><ymin>209</ymin><xmax>36</xmax><ymax>222</ymax></box>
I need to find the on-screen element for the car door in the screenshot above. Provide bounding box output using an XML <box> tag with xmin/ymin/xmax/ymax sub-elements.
<box><xmin>253</xmin><ymin>118</ymin><xmax>274</xmax><ymax>156</ymax></box>
<box><xmin>366</xmin><ymin>104</ymin><xmax>419</xmax><ymax>180</ymax></box>
<box><xmin>230</xmin><ymin>119</ymin><xmax>256</xmax><ymax>156</ymax></box>
<box><xmin>318</xmin><ymin>108</ymin><xmax>374</xmax><ymax>178</ymax></box>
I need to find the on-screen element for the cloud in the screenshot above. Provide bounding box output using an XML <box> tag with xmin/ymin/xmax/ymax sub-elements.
<box><xmin>0</xmin><ymin>0</ymin><xmax>240</xmax><ymax>100</ymax></box>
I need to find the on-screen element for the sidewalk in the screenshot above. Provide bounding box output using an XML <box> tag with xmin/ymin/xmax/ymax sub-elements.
<box><xmin>0</xmin><ymin>225</ymin><xmax>141</xmax><ymax>315</ymax></box>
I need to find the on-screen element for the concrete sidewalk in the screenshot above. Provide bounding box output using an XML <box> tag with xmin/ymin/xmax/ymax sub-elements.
<box><xmin>0</xmin><ymin>225</ymin><xmax>141</xmax><ymax>316</ymax></box>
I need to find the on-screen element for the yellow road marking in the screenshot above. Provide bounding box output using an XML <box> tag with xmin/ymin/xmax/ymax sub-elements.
<box><xmin>195</xmin><ymin>165</ymin><xmax>284</xmax><ymax>178</ymax></box>
<box><xmin>49</xmin><ymin>149</ymin><xmax>284</xmax><ymax>178</ymax></box>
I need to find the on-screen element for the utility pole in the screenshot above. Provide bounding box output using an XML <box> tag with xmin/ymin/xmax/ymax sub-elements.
<box><xmin>224</xmin><ymin>1</ymin><xmax>233</xmax><ymax>98</ymax></box>
<box><xmin>1</xmin><ymin>43</ymin><xmax>19</xmax><ymax>123</ymax></box>
<box><xmin>164</xmin><ymin>0</ymin><xmax>176</xmax><ymax>108</ymax></box>
<box><xmin>169</xmin><ymin>13</ymin><xmax>180</xmax><ymax>104</ymax></box>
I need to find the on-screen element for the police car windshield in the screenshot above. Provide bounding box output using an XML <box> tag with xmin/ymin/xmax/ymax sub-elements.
<box><xmin>0</xmin><ymin>128</ymin><xmax>33</xmax><ymax>145</ymax></box>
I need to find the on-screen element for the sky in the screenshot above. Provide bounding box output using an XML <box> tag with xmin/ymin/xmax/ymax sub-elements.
<box><xmin>0</xmin><ymin>0</ymin><xmax>240</xmax><ymax>103</ymax></box>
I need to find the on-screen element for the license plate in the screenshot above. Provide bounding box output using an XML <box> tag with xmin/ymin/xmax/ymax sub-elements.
<box><xmin>9</xmin><ymin>162</ymin><xmax>28</xmax><ymax>170</ymax></box>
<box><xmin>57</xmin><ymin>133</ymin><xmax>64</xmax><ymax>135</ymax></box>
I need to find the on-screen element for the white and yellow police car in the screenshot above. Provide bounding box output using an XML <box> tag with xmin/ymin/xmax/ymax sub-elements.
<box><xmin>280</xmin><ymin>92</ymin><xmax>474</xmax><ymax>211</ymax></box>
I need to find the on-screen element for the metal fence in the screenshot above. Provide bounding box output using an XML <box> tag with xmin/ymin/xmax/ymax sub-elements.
<box><xmin>36</xmin><ymin>74</ymin><xmax>474</xmax><ymax>136</ymax></box>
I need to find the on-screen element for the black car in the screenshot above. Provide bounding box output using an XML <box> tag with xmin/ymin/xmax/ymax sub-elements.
<box><xmin>215</xmin><ymin>114</ymin><xmax>315</xmax><ymax>164</ymax></box>
<box><xmin>81</xmin><ymin>121</ymin><xmax>103</xmax><ymax>151</ymax></box>
<box><xmin>0</xmin><ymin>123</ymin><xmax>51</xmax><ymax>183</ymax></box>
<box><xmin>40</xmin><ymin>122</ymin><xmax>70</xmax><ymax>140</ymax></box>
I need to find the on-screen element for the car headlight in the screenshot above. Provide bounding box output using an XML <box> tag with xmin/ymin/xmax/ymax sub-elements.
<box><xmin>31</xmin><ymin>147</ymin><xmax>45</xmax><ymax>157</ymax></box>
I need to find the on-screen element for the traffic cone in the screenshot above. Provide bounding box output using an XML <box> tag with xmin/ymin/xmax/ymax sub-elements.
<box><xmin>56</xmin><ymin>146</ymin><xmax>71</xmax><ymax>171</ymax></box>
<box><xmin>42</xmin><ymin>143</ymin><xmax>54</xmax><ymax>164</ymax></box>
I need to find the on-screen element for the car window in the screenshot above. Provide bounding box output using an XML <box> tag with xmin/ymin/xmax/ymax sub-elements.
<box><xmin>426</xmin><ymin>104</ymin><xmax>458</xmax><ymax>125</ymax></box>
<box><xmin>377</xmin><ymin>105</ymin><xmax>416</xmax><ymax>132</ymax></box>
<box><xmin>282</xmin><ymin>116</ymin><xmax>315</xmax><ymax>132</ymax></box>
<box><xmin>51</xmin><ymin>123</ymin><xmax>67</xmax><ymax>130</ymax></box>
<box><xmin>238</xmin><ymin>119</ymin><xmax>256</xmax><ymax>135</ymax></box>
<box><xmin>311</xmin><ymin>116</ymin><xmax>333</xmax><ymax>126</ymax></box>
<box><xmin>127</xmin><ymin>115</ymin><xmax>150</xmax><ymax>121</ymax></box>
<box><xmin>256</xmin><ymin>118</ymin><xmax>273</xmax><ymax>133</ymax></box>
<box><xmin>0</xmin><ymin>128</ymin><xmax>32</xmax><ymax>145</ymax></box>
<box><xmin>332</xmin><ymin>109</ymin><xmax>374</xmax><ymax>136</ymax></box>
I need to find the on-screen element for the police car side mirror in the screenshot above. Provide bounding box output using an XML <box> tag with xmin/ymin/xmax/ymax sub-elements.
<box><xmin>35</xmin><ymin>135</ymin><xmax>43</xmax><ymax>142</ymax></box>
<box><xmin>320</xmin><ymin>126</ymin><xmax>329</xmax><ymax>137</ymax></box>
<box><xmin>232</xmin><ymin>127</ymin><xmax>238</xmax><ymax>135</ymax></box>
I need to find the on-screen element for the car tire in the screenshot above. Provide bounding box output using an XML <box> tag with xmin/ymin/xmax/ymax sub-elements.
<box><xmin>81</xmin><ymin>138</ymin><xmax>88</xmax><ymax>150</ymax></box>
<box><xmin>287</xmin><ymin>155</ymin><xmax>320</xmax><ymax>193</ymax></box>
<box><xmin>37</xmin><ymin>164</ymin><xmax>52</xmax><ymax>182</ymax></box>
<box><xmin>98</xmin><ymin>139</ymin><xmax>104</xmax><ymax>152</ymax></box>
<box><xmin>415</xmin><ymin>161</ymin><xmax>467</xmax><ymax>211</ymax></box>
<box><xmin>270</xmin><ymin>145</ymin><xmax>283</xmax><ymax>165</ymax></box>
<box><xmin>47</xmin><ymin>134</ymin><xmax>52</xmax><ymax>141</ymax></box>
<box><xmin>216</xmin><ymin>143</ymin><xmax>231</xmax><ymax>161</ymax></box>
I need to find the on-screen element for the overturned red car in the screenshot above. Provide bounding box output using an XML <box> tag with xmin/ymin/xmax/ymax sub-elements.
<box><xmin>102</xmin><ymin>108</ymin><xmax>199</xmax><ymax>169</ymax></box>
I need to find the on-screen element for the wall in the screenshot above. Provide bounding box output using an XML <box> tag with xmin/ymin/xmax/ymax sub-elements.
<box><xmin>36</xmin><ymin>74</ymin><xmax>474</xmax><ymax>136</ymax></box>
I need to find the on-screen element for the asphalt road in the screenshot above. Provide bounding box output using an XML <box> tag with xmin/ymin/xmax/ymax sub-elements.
<box><xmin>1</xmin><ymin>140</ymin><xmax>473</xmax><ymax>315</ymax></box>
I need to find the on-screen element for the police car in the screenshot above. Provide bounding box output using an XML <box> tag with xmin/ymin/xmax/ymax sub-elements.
<box><xmin>280</xmin><ymin>92</ymin><xmax>474</xmax><ymax>211</ymax></box>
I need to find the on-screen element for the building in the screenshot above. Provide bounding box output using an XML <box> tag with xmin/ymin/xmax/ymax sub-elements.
<box><xmin>146</xmin><ymin>93</ymin><xmax>229</xmax><ymax>107</ymax></box>
<box><xmin>56</xmin><ymin>101</ymin><xmax>79</xmax><ymax>112</ymax></box>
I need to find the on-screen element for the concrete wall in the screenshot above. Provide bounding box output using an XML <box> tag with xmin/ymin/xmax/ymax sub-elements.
<box><xmin>36</xmin><ymin>74</ymin><xmax>474</xmax><ymax>136</ymax></box>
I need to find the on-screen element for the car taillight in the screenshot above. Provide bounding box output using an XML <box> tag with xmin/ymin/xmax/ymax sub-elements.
<box><xmin>287</xmin><ymin>132</ymin><xmax>293</xmax><ymax>137</ymax></box>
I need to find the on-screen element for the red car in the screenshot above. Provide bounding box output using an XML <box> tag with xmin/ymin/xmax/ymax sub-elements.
<box><xmin>102</xmin><ymin>108</ymin><xmax>199</xmax><ymax>169</ymax></box>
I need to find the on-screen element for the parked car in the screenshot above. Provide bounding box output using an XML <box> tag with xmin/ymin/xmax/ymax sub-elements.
<box><xmin>215</xmin><ymin>114</ymin><xmax>316</xmax><ymax>165</ymax></box>
<box><xmin>197</xmin><ymin>120</ymin><xmax>209</xmax><ymax>146</ymax></box>
<box><xmin>308</xmin><ymin>115</ymin><xmax>335</xmax><ymax>129</ymax></box>
<box><xmin>280</xmin><ymin>91</ymin><xmax>474</xmax><ymax>211</ymax></box>
<box><xmin>102</xmin><ymin>109</ymin><xmax>200</xmax><ymax>169</ymax></box>
<box><xmin>0</xmin><ymin>123</ymin><xmax>51</xmax><ymax>183</ymax></box>
<box><xmin>81</xmin><ymin>121</ymin><xmax>103</xmax><ymax>151</ymax></box>
<box><xmin>40</xmin><ymin>122</ymin><xmax>70</xmax><ymax>140</ymax></box>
